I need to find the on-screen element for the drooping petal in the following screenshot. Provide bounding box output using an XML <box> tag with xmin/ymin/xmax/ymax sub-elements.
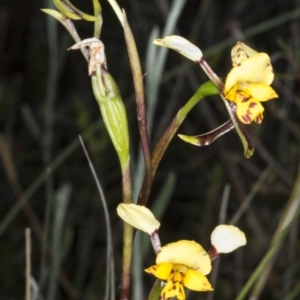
<box><xmin>210</xmin><ymin>225</ymin><xmax>246</xmax><ymax>254</ymax></box>
<box><xmin>156</xmin><ymin>240</ymin><xmax>212</xmax><ymax>275</ymax></box>
<box><xmin>144</xmin><ymin>263</ymin><xmax>173</xmax><ymax>280</ymax></box>
<box><xmin>178</xmin><ymin>119</ymin><xmax>235</xmax><ymax>147</ymax></box>
<box><xmin>231</xmin><ymin>42</ymin><xmax>258</xmax><ymax>67</ymax></box>
<box><xmin>224</xmin><ymin>53</ymin><xmax>274</xmax><ymax>95</ymax></box>
<box><xmin>183</xmin><ymin>269</ymin><xmax>213</xmax><ymax>291</ymax></box>
<box><xmin>161</xmin><ymin>277</ymin><xmax>185</xmax><ymax>300</ymax></box>
<box><xmin>242</xmin><ymin>83</ymin><xmax>278</xmax><ymax>102</ymax></box>
<box><xmin>117</xmin><ymin>203</ymin><xmax>160</xmax><ymax>235</ymax></box>
<box><xmin>236</xmin><ymin>95</ymin><xmax>264</xmax><ymax>124</ymax></box>
<box><xmin>254</xmin><ymin>112</ymin><xmax>264</xmax><ymax>124</ymax></box>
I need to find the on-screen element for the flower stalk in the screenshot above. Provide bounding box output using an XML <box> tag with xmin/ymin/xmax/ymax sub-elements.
<box><xmin>122</xmin><ymin>11</ymin><xmax>152</xmax><ymax>206</ymax></box>
<box><xmin>150</xmin><ymin>81</ymin><xmax>219</xmax><ymax>178</ymax></box>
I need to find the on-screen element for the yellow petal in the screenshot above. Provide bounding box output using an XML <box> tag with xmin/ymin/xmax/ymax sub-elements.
<box><xmin>210</xmin><ymin>225</ymin><xmax>246</xmax><ymax>254</ymax></box>
<box><xmin>117</xmin><ymin>203</ymin><xmax>160</xmax><ymax>235</ymax></box>
<box><xmin>156</xmin><ymin>240</ymin><xmax>211</xmax><ymax>275</ymax></box>
<box><xmin>153</xmin><ymin>35</ymin><xmax>203</xmax><ymax>62</ymax></box>
<box><xmin>224</xmin><ymin>53</ymin><xmax>274</xmax><ymax>95</ymax></box>
<box><xmin>242</xmin><ymin>83</ymin><xmax>278</xmax><ymax>102</ymax></box>
<box><xmin>183</xmin><ymin>269</ymin><xmax>213</xmax><ymax>291</ymax></box>
<box><xmin>231</xmin><ymin>42</ymin><xmax>258</xmax><ymax>66</ymax></box>
<box><xmin>254</xmin><ymin>112</ymin><xmax>264</xmax><ymax>124</ymax></box>
<box><xmin>144</xmin><ymin>263</ymin><xmax>173</xmax><ymax>280</ymax></box>
<box><xmin>236</xmin><ymin>96</ymin><xmax>264</xmax><ymax>124</ymax></box>
<box><xmin>225</xmin><ymin>83</ymin><xmax>238</xmax><ymax>102</ymax></box>
<box><xmin>161</xmin><ymin>279</ymin><xmax>185</xmax><ymax>300</ymax></box>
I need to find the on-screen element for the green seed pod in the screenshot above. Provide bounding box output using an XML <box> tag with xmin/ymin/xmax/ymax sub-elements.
<box><xmin>92</xmin><ymin>69</ymin><xmax>130</xmax><ymax>171</ymax></box>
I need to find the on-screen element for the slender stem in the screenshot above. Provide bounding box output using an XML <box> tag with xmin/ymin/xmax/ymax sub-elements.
<box><xmin>150</xmin><ymin>81</ymin><xmax>218</xmax><ymax>179</ymax></box>
<box><xmin>122</xmin><ymin>11</ymin><xmax>152</xmax><ymax>206</ymax></box>
<box><xmin>25</xmin><ymin>228</ymin><xmax>31</xmax><ymax>300</ymax></box>
<box><xmin>150</xmin><ymin>230</ymin><xmax>162</xmax><ymax>254</ymax></box>
<box><xmin>198</xmin><ymin>58</ymin><xmax>224</xmax><ymax>90</ymax></box>
<box><xmin>219</xmin><ymin>93</ymin><xmax>254</xmax><ymax>157</ymax></box>
<box><xmin>121</xmin><ymin>162</ymin><xmax>133</xmax><ymax>300</ymax></box>
<box><xmin>197</xmin><ymin>57</ymin><xmax>254</xmax><ymax>157</ymax></box>
<box><xmin>150</xmin><ymin>117</ymin><xmax>178</xmax><ymax>178</ymax></box>
<box><xmin>92</xmin><ymin>0</ymin><xmax>102</xmax><ymax>39</ymax></box>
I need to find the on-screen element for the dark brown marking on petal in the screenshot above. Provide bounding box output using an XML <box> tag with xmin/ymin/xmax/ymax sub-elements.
<box><xmin>237</xmin><ymin>63</ymin><xmax>241</xmax><ymax>67</ymax></box>
<box><xmin>248</xmin><ymin>102</ymin><xmax>257</xmax><ymax>108</ymax></box>
<box><xmin>240</xmin><ymin>95</ymin><xmax>251</xmax><ymax>102</ymax></box>
<box><xmin>242</xmin><ymin>97</ymin><xmax>250</xmax><ymax>102</ymax></box>
<box><xmin>255</xmin><ymin>113</ymin><xmax>263</xmax><ymax>124</ymax></box>
<box><xmin>242</xmin><ymin>114</ymin><xmax>251</xmax><ymax>123</ymax></box>
<box><xmin>152</xmin><ymin>266</ymin><xmax>157</xmax><ymax>271</ymax></box>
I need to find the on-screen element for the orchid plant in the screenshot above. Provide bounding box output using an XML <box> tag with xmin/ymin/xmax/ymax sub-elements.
<box><xmin>42</xmin><ymin>0</ymin><xmax>277</xmax><ymax>299</ymax></box>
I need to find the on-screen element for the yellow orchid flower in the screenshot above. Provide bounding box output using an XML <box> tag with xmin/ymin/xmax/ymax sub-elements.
<box><xmin>223</xmin><ymin>42</ymin><xmax>278</xmax><ymax>124</ymax></box>
<box><xmin>145</xmin><ymin>240</ymin><xmax>213</xmax><ymax>299</ymax></box>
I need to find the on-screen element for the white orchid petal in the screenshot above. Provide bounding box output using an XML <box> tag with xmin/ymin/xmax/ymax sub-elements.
<box><xmin>210</xmin><ymin>225</ymin><xmax>246</xmax><ymax>254</ymax></box>
<box><xmin>153</xmin><ymin>35</ymin><xmax>203</xmax><ymax>62</ymax></box>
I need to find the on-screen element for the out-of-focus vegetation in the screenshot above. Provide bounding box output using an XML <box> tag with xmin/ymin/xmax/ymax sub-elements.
<box><xmin>0</xmin><ymin>0</ymin><xmax>300</xmax><ymax>299</ymax></box>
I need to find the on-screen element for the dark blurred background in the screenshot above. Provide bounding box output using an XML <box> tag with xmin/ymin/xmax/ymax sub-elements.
<box><xmin>0</xmin><ymin>0</ymin><xmax>300</xmax><ymax>299</ymax></box>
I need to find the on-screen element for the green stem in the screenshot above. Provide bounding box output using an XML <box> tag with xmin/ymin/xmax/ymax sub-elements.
<box><xmin>151</xmin><ymin>81</ymin><xmax>218</xmax><ymax>178</ymax></box>
<box><xmin>138</xmin><ymin>81</ymin><xmax>218</xmax><ymax>195</ymax></box>
<box><xmin>92</xmin><ymin>0</ymin><xmax>102</xmax><ymax>38</ymax></box>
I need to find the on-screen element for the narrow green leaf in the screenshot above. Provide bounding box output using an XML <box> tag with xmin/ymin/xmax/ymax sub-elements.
<box><xmin>53</xmin><ymin>0</ymin><xmax>100</xmax><ymax>21</ymax></box>
<box><xmin>41</xmin><ymin>9</ymin><xmax>89</xmax><ymax>61</ymax></box>
<box><xmin>148</xmin><ymin>279</ymin><xmax>162</xmax><ymax>300</ymax></box>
